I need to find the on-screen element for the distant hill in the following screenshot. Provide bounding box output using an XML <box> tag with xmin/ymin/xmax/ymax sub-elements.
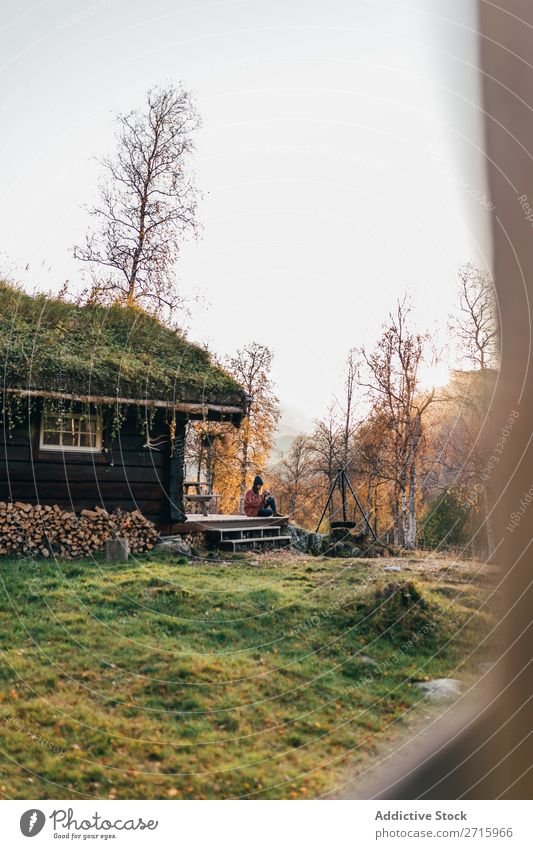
<box><xmin>269</xmin><ymin>403</ymin><xmax>314</xmax><ymax>466</ymax></box>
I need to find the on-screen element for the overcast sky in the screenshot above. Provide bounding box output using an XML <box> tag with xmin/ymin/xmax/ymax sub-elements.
<box><xmin>0</xmin><ymin>0</ymin><xmax>491</xmax><ymax>426</ymax></box>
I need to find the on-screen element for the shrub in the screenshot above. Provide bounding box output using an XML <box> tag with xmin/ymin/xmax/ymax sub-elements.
<box><xmin>419</xmin><ymin>490</ymin><xmax>470</xmax><ymax>550</ymax></box>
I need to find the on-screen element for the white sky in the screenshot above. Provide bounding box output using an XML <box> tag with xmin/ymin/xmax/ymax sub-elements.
<box><xmin>0</xmin><ymin>0</ymin><xmax>492</xmax><ymax>425</ymax></box>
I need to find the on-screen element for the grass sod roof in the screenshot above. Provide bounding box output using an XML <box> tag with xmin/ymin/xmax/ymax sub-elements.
<box><xmin>0</xmin><ymin>282</ymin><xmax>246</xmax><ymax>413</ymax></box>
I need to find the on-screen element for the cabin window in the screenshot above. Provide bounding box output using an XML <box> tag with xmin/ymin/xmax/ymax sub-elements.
<box><xmin>39</xmin><ymin>411</ymin><xmax>102</xmax><ymax>452</ymax></box>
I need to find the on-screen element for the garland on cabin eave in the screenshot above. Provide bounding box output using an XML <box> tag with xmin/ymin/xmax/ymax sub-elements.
<box><xmin>0</xmin><ymin>391</ymin><xmax>174</xmax><ymax>451</ymax></box>
<box><xmin>0</xmin><ymin>391</ymin><xmax>237</xmax><ymax>463</ymax></box>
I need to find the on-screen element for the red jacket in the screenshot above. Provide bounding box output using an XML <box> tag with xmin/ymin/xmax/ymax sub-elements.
<box><xmin>244</xmin><ymin>489</ymin><xmax>264</xmax><ymax>517</ymax></box>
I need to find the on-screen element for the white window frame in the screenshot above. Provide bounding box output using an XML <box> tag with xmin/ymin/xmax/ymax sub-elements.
<box><xmin>39</xmin><ymin>410</ymin><xmax>102</xmax><ymax>453</ymax></box>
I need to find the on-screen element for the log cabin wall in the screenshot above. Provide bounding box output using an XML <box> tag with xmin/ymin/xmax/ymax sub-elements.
<box><xmin>0</xmin><ymin>403</ymin><xmax>186</xmax><ymax>532</ymax></box>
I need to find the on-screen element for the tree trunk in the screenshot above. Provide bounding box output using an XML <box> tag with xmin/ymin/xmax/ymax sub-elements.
<box><xmin>327</xmin><ymin>462</ymin><xmax>335</xmax><ymax>524</ymax></box>
<box><xmin>370</xmin><ymin>480</ymin><xmax>379</xmax><ymax>538</ymax></box>
<box><xmin>196</xmin><ymin>442</ymin><xmax>203</xmax><ymax>482</ymax></box>
<box><xmin>399</xmin><ymin>464</ymin><xmax>408</xmax><ymax>547</ymax></box>
<box><xmin>392</xmin><ymin>490</ymin><xmax>401</xmax><ymax>545</ymax></box>
<box><xmin>482</xmin><ymin>483</ymin><xmax>496</xmax><ymax>560</ymax></box>
<box><xmin>400</xmin><ymin>485</ymin><xmax>408</xmax><ymax>547</ymax></box>
<box><xmin>406</xmin><ymin>463</ymin><xmax>417</xmax><ymax>549</ymax></box>
<box><xmin>239</xmin><ymin>426</ymin><xmax>249</xmax><ymax>502</ymax></box>
<box><xmin>206</xmin><ymin>442</ymin><xmax>213</xmax><ymax>493</ymax></box>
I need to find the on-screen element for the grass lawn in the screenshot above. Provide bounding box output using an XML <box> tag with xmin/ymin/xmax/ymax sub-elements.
<box><xmin>0</xmin><ymin>549</ymin><xmax>497</xmax><ymax>799</ymax></box>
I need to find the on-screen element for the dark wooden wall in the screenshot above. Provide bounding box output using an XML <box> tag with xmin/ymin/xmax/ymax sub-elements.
<box><xmin>0</xmin><ymin>404</ymin><xmax>186</xmax><ymax>531</ymax></box>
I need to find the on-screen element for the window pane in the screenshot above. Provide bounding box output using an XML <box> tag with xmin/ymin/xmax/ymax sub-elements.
<box><xmin>78</xmin><ymin>418</ymin><xmax>95</xmax><ymax>435</ymax></box>
<box><xmin>43</xmin><ymin>415</ymin><xmax>62</xmax><ymax>433</ymax></box>
<box><xmin>42</xmin><ymin>412</ymin><xmax>99</xmax><ymax>449</ymax></box>
<box><xmin>79</xmin><ymin>431</ymin><xmax>96</xmax><ymax>447</ymax></box>
<box><xmin>43</xmin><ymin>431</ymin><xmax>61</xmax><ymax>445</ymax></box>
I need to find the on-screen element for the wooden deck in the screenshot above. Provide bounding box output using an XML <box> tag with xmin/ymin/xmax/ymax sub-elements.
<box><xmin>169</xmin><ymin>513</ymin><xmax>289</xmax><ymax>534</ymax></box>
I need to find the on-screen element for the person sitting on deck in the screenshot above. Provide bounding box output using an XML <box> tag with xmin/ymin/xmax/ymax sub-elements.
<box><xmin>244</xmin><ymin>475</ymin><xmax>280</xmax><ymax>517</ymax></box>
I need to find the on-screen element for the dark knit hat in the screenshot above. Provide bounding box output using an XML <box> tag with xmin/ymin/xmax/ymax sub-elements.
<box><xmin>253</xmin><ymin>475</ymin><xmax>264</xmax><ymax>487</ymax></box>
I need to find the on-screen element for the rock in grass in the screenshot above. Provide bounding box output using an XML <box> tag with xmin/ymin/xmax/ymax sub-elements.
<box><xmin>153</xmin><ymin>537</ymin><xmax>191</xmax><ymax>556</ymax></box>
<box><xmin>306</xmin><ymin>532</ymin><xmax>326</xmax><ymax>555</ymax></box>
<box><xmin>414</xmin><ymin>679</ymin><xmax>462</xmax><ymax>700</ymax></box>
<box><xmin>286</xmin><ymin>525</ymin><xmax>307</xmax><ymax>551</ymax></box>
<box><xmin>287</xmin><ymin>524</ymin><xmax>389</xmax><ymax>558</ymax></box>
<box><xmin>287</xmin><ymin>525</ymin><xmax>328</xmax><ymax>555</ymax></box>
<box><xmin>359</xmin><ymin>654</ymin><xmax>379</xmax><ymax>666</ymax></box>
<box><xmin>384</xmin><ymin>565</ymin><xmax>403</xmax><ymax>572</ymax></box>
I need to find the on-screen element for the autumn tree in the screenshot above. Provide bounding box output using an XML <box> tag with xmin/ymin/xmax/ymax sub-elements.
<box><xmin>426</xmin><ymin>365</ymin><xmax>499</xmax><ymax>556</ymax></box>
<box><xmin>357</xmin><ymin>297</ymin><xmax>434</xmax><ymax>548</ymax></box>
<box><xmin>356</xmin><ymin>408</ymin><xmax>399</xmax><ymax>537</ymax></box>
<box><xmin>185</xmin><ymin>421</ymin><xmax>229</xmax><ymax>493</ymax></box>
<box><xmin>269</xmin><ymin>365</ymin><xmax>361</xmax><ymax>528</ymax></box>
<box><xmin>74</xmin><ymin>83</ymin><xmax>200</xmax><ymax>314</ymax></box>
<box><xmin>183</xmin><ymin>344</ymin><xmax>279</xmax><ymax>513</ymax></box>
<box><xmin>200</xmin><ymin>424</ymin><xmax>242</xmax><ymax>513</ymax></box>
<box><xmin>228</xmin><ymin>343</ymin><xmax>280</xmax><ymax>501</ymax></box>
<box><xmin>306</xmin><ymin>405</ymin><xmax>342</xmax><ymax>519</ymax></box>
<box><xmin>270</xmin><ymin>434</ymin><xmax>315</xmax><ymax>523</ymax></box>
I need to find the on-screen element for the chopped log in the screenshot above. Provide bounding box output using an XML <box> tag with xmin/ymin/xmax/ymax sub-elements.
<box><xmin>0</xmin><ymin>501</ymin><xmax>159</xmax><ymax>558</ymax></box>
<box><xmin>105</xmin><ymin>537</ymin><xmax>130</xmax><ymax>562</ymax></box>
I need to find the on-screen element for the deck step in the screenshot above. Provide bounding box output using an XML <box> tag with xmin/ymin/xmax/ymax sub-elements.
<box><xmin>206</xmin><ymin>526</ymin><xmax>284</xmax><ymax>542</ymax></box>
<box><xmin>169</xmin><ymin>515</ymin><xmax>289</xmax><ymax>534</ymax></box>
<box><xmin>218</xmin><ymin>535</ymin><xmax>292</xmax><ymax>552</ymax></box>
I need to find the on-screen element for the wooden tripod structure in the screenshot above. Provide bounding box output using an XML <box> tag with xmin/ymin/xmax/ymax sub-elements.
<box><xmin>315</xmin><ymin>468</ymin><xmax>377</xmax><ymax>541</ymax></box>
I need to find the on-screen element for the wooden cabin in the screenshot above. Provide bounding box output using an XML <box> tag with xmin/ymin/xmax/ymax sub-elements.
<box><xmin>0</xmin><ymin>283</ymin><xmax>247</xmax><ymax>533</ymax></box>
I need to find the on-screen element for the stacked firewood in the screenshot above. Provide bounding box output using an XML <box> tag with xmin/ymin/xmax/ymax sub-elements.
<box><xmin>0</xmin><ymin>502</ymin><xmax>159</xmax><ymax>558</ymax></box>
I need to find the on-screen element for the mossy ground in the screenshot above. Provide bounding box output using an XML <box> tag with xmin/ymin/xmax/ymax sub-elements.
<box><xmin>0</xmin><ymin>550</ymin><xmax>497</xmax><ymax>799</ymax></box>
<box><xmin>0</xmin><ymin>280</ymin><xmax>243</xmax><ymax>404</ymax></box>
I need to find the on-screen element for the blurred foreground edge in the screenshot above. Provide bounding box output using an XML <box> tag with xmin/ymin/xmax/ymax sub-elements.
<box><xmin>342</xmin><ymin>0</ymin><xmax>533</xmax><ymax>800</ymax></box>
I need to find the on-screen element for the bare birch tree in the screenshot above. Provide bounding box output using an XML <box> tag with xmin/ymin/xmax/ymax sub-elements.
<box><xmin>273</xmin><ymin>434</ymin><xmax>313</xmax><ymax>522</ymax></box>
<box><xmin>74</xmin><ymin>83</ymin><xmax>200</xmax><ymax>314</ymax></box>
<box><xmin>308</xmin><ymin>404</ymin><xmax>342</xmax><ymax>518</ymax></box>
<box><xmin>448</xmin><ymin>265</ymin><xmax>500</xmax><ymax>555</ymax></box>
<box><xmin>338</xmin><ymin>348</ymin><xmax>358</xmax><ymax>473</ymax></box>
<box><xmin>450</xmin><ymin>263</ymin><xmax>499</xmax><ymax>370</ymax></box>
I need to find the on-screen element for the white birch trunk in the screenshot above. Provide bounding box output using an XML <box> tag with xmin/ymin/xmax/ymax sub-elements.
<box><xmin>393</xmin><ymin>492</ymin><xmax>401</xmax><ymax>545</ymax></box>
<box><xmin>401</xmin><ymin>485</ymin><xmax>408</xmax><ymax>547</ymax></box>
<box><xmin>406</xmin><ymin>463</ymin><xmax>417</xmax><ymax>549</ymax></box>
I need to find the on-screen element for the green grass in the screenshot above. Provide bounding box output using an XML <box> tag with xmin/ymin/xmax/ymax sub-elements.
<box><xmin>0</xmin><ymin>551</ymin><xmax>497</xmax><ymax>799</ymax></box>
